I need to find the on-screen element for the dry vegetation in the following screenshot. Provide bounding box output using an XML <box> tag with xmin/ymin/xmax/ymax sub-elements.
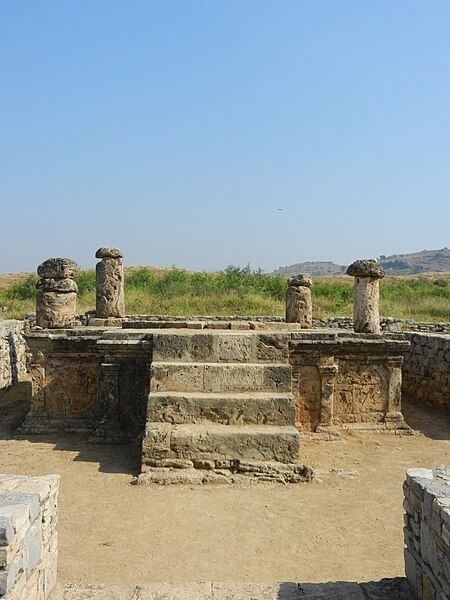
<box><xmin>1</xmin><ymin>267</ymin><xmax>450</xmax><ymax>322</ymax></box>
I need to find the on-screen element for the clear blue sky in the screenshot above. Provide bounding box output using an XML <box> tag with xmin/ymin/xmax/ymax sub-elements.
<box><xmin>1</xmin><ymin>1</ymin><xmax>449</xmax><ymax>274</ymax></box>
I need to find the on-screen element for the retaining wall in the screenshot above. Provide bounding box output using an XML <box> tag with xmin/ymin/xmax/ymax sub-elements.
<box><xmin>0</xmin><ymin>474</ymin><xmax>59</xmax><ymax>599</ymax></box>
<box><xmin>313</xmin><ymin>317</ymin><xmax>450</xmax><ymax>333</ymax></box>
<box><xmin>404</xmin><ymin>466</ymin><xmax>450</xmax><ymax>600</ymax></box>
<box><xmin>401</xmin><ymin>333</ymin><xmax>450</xmax><ymax>411</ymax></box>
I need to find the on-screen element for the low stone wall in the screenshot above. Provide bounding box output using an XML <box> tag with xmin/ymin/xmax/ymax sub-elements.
<box><xmin>314</xmin><ymin>317</ymin><xmax>450</xmax><ymax>333</ymax></box>
<box><xmin>401</xmin><ymin>333</ymin><xmax>450</xmax><ymax>410</ymax></box>
<box><xmin>0</xmin><ymin>474</ymin><xmax>59</xmax><ymax>599</ymax></box>
<box><xmin>0</xmin><ymin>322</ymin><xmax>28</xmax><ymax>389</ymax></box>
<box><xmin>404</xmin><ymin>466</ymin><xmax>450</xmax><ymax>600</ymax></box>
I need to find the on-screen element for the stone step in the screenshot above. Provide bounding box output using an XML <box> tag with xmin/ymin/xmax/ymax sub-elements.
<box><xmin>151</xmin><ymin>331</ymin><xmax>289</xmax><ymax>363</ymax></box>
<box><xmin>54</xmin><ymin>578</ymin><xmax>414</xmax><ymax>599</ymax></box>
<box><xmin>147</xmin><ymin>391</ymin><xmax>295</xmax><ymax>426</ymax></box>
<box><xmin>150</xmin><ymin>362</ymin><xmax>292</xmax><ymax>393</ymax></box>
<box><xmin>142</xmin><ymin>423</ymin><xmax>300</xmax><ymax>465</ymax></box>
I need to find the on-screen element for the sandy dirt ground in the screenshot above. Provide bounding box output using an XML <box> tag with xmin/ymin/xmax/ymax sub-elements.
<box><xmin>0</xmin><ymin>389</ymin><xmax>448</xmax><ymax>586</ymax></box>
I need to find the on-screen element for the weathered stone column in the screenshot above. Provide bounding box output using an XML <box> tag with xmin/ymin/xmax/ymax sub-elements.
<box><xmin>36</xmin><ymin>258</ymin><xmax>79</xmax><ymax>328</ymax></box>
<box><xmin>346</xmin><ymin>259</ymin><xmax>384</xmax><ymax>334</ymax></box>
<box><xmin>285</xmin><ymin>273</ymin><xmax>313</xmax><ymax>328</ymax></box>
<box><xmin>95</xmin><ymin>247</ymin><xmax>125</xmax><ymax>319</ymax></box>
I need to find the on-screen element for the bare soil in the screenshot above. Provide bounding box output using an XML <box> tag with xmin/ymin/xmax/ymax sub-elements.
<box><xmin>0</xmin><ymin>391</ymin><xmax>448</xmax><ymax>586</ymax></box>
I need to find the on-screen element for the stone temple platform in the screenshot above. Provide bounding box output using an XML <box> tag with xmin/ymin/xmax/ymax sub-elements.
<box><xmin>20</xmin><ymin>321</ymin><xmax>411</xmax><ymax>483</ymax></box>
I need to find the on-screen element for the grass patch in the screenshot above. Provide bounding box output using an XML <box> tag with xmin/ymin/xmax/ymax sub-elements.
<box><xmin>0</xmin><ymin>268</ymin><xmax>449</xmax><ymax>322</ymax></box>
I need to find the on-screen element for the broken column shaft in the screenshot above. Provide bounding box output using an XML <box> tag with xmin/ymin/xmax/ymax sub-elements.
<box><xmin>95</xmin><ymin>247</ymin><xmax>125</xmax><ymax>319</ymax></box>
<box><xmin>285</xmin><ymin>273</ymin><xmax>313</xmax><ymax>328</ymax></box>
<box><xmin>36</xmin><ymin>258</ymin><xmax>79</xmax><ymax>328</ymax></box>
<box><xmin>346</xmin><ymin>259</ymin><xmax>384</xmax><ymax>334</ymax></box>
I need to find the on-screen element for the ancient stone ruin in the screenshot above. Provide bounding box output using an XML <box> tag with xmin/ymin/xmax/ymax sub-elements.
<box><xmin>95</xmin><ymin>246</ymin><xmax>125</xmax><ymax>320</ymax></box>
<box><xmin>35</xmin><ymin>258</ymin><xmax>79</xmax><ymax>329</ymax></box>
<box><xmin>347</xmin><ymin>258</ymin><xmax>385</xmax><ymax>334</ymax></box>
<box><xmin>285</xmin><ymin>273</ymin><xmax>312</xmax><ymax>327</ymax></box>
<box><xmin>4</xmin><ymin>249</ymin><xmax>449</xmax><ymax>484</ymax></box>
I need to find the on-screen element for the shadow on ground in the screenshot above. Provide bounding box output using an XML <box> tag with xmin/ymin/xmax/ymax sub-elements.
<box><xmin>0</xmin><ymin>381</ymin><xmax>141</xmax><ymax>476</ymax></box>
<box><xmin>280</xmin><ymin>577</ymin><xmax>414</xmax><ymax>599</ymax></box>
<box><xmin>2</xmin><ymin>384</ymin><xmax>449</xmax><ymax>477</ymax></box>
<box><xmin>0</xmin><ymin>381</ymin><xmax>31</xmax><ymax>439</ymax></box>
<box><xmin>402</xmin><ymin>394</ymin><xmax>450</xmax><ymax>441</ymax></box>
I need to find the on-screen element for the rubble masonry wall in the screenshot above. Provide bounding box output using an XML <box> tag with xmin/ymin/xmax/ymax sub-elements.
<box><xmin>404</xmin><ymin>466</ymin><xmax>450</xmax><ymax>600</ymax></box>
<box><xmin>0</xmin><ymin>474</ymin><xmax>59</xmax><ymax>600</ymax></box>
<box><xmin>401</xmin><ymin>333</ymin><xmax>450</xmax><ymax>411</ymax></box>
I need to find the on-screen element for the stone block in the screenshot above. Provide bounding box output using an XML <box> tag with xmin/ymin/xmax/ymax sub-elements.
<box><xmin>37</xmin><ymin>258</ymin><xmax>78</xmax><ymax>279</ymax></box>
<box><xmin>0</xmin><ymin>551</ymin><xmax>24</xmax><ymax>595</ymax></box>
<box><xmin>169</xmin><ymin>423</ymin><xmax>300</xmax><ymax>463</ymax></box>
<box><xmin>0</xmin><ymin>516</ymin><xmax>14</xmax><ymax>547</ymax></box>
<box><xmin>0</xmin><ymin>493</ymin><xmax>40</xmax><ymax>523</ymax></box>
<box><xmin>142</xmin><ymin>423</ymin><xmax>173</xmax><ymax>463</ymax></box>
<box><xmin>23</xmin><ymin>523</ymin><xmax>43</xmax><ymax>574</ymax></box>
<box><xmin>0</xmin><ymin>504</ymin><xmax>30</xmax><ymax>536</ymax></box>
<box><xmin>256</xmin><ymin>333</ymin><xmax>289</xmax><ymax>362</ymax></box>
<box><xmin>147</xmin><ymin>391</ymin><xmax>295</xmax><ymax>426</ymax></box>
<box><xmin>215</xmin><ymin>334</ymin><xmax>253</xmax><ymax>362</ymax></box>
<box><xmin>150</xmin><ymin>363</ymin><xmax>205</xmax><ymax>393</ymax></box>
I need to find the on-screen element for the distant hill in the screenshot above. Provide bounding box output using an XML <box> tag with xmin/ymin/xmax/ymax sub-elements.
<box><xmin>272</xmin><ymin>248</ymin><xmax>450</xmax><ymax>277</ymax></box>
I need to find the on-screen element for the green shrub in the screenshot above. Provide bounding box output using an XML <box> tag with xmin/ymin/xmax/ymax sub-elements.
<box><xmin>2</xmin><ymin>275</ymin><xmax>38</xmax><ymax>301</ymax></box>
<box><xmin>75</xmin><ymin>270</ymin><xmax>96</xmax><ymax>295</ymax></box>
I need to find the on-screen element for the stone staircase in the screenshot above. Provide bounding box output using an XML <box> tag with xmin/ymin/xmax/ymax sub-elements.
<box><xmin>139</xmin><ymin>331</ymin><xmax>305</xmax><ymax>483</ymax></box>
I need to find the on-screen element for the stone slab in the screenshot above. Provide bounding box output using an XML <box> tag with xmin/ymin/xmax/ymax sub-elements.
<box><xmin>147</xmin><ymin>392</ymin><xmax>295</xmax><ymax>426</ymax></box>
<box><xmin>150</xmin><ymin>362</ymin><xmax>291</xmax><ymax>394</ymax></box>
<box><xmin>142</xmin><ymin>423</ymin><xmax>300</xmax><ymax>464</ymax></box>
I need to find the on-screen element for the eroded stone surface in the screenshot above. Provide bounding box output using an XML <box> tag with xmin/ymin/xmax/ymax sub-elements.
<box><xmin>37</xmin><ymin>258</ymin><xmax>78</xmax><ymax>279</ymax></box>
<box><xmin>352</xmin><ymin>277</ymin><xmax>381</xmax><ymax>334</ymax></box>
<box><xmin>288</xmin><ymin>273</ymin><xmax>312</xmax><ymax>288</ymax></box>
<box><xmin>95</xmin><ymin>248</ymin><xmax>125</xmax><ymax>319</ymax></box>
<box><xmin>36</xmin><ymin>291</ymin><xmax>77</xmax><ymax>329</ymax></box>
<box><xmin>95</xmin><ymin>247</ymin><xmax>124</xmax><ymax>259</ymax></box>
<box><xmin>36</xmin><ymin>279</ymin><xmax>78</xmax><ymax>294</ymax></box>
<box><xmin>347</xmin><ymin>259</ymin><xmax>383</xmax><ymax>334</ymax></box>
<box><xmin>346</xmin><ymin>259</ymin><xmax>385</xmax><ymax>279</ymax></box>
<box><xmin>36</xmin><ymin>258</ymin><xmax>79</xmax><ymax>330</ymax></box>
<box><xmin>286</xmin><ymin>286</ymin><xmax>312</xmax><ymax>328</ymax></box>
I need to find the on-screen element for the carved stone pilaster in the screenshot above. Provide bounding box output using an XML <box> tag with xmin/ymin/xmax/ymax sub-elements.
<box><xmin>29</xmin><ymin>350</ymin><xmax>46</xmax><ymax>416</ymax></box>
<box><xmin>91</xmin><ymin>362</ymin><xmax>128</xmax><ymax>443</ymax></box>
<box><xmin>385</xmin><ymin>356</ymin><xmax>405</xmax><ymax>426</ymax></box>
<box><xmin>318</xmin><ymin>362</ymin><xmax>338</xmax><ymax>427</ymax></box>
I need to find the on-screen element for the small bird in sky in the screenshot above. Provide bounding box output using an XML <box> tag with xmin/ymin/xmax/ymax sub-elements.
<box><xmin>278</xmin><ymin>208</ymin><xmax>283</xmax><ymax>211</ymax></box>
